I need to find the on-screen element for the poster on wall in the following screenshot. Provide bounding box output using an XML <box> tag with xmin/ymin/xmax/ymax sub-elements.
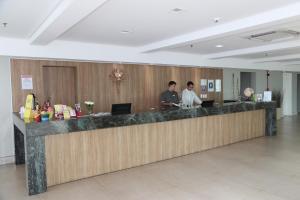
<box><xmin>21</xmin><ymin>75</ymin><xmax>33</xmax><ymax>90</ymax></box>
<box><xmin>200</xmin><ymin>79</ymin><xmax>207</xmax><ymax>86</ymax></box>
<box><xmin>215</xmin><ymin>79</ymin><xmax>222</xmax><ymax>92</ymax></box>
<box><xmin>200</xmin><ymin>79</ymin><xmax>207</xmax><ymax>92</ymax></box>
<box><xmin>208</xmin><ymin>80</ymin><xmax>214</xmax><ymax>92</ymax></box>
<box><xmin>200</xmin><ymin>79</ymin><xmax>208</xmax><ymax>99</ymax></box>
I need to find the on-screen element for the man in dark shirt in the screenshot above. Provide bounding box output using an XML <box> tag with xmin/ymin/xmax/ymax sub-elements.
<box><xmin>160</xmin><ymin>81</ymin><xmax>180</xmax><ymax>108</ymax></box>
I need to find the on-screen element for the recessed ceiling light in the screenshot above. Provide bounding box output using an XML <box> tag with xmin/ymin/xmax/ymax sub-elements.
<box><xmin>172</xmin><ymin>8</ymin><xmax>183</xmax><ymax>12</ymax></box>
<box><xmin>121</xmin><ymin>30</ymin><xmax>130</xmax><ymax>34</ymax></box>
<box><xmin>214</xmin><ymin>18</ymin><xmax>221</xmax><ymax>23</ymax></box>
<box><xmin>216</xmin><ymin>45</ymin><xmax>224</xmax><ymax>48</ymax></box>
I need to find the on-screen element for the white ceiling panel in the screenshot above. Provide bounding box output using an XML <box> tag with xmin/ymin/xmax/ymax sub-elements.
<box><xmin>0</xmin><ymin>0</ymin><xmax>62</xmax><ymax>38</ymax></box>
<box><xmin>59</xmin><ymin>0</ymin><xmax>300</xmax><ymax>46</ymax></box>
<box><xmin>171</xmin><ymin>20</ymin><xmax>300</xmax><ymax>55</ymax></box>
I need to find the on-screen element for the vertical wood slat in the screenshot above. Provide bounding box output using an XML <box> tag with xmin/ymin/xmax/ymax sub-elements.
<box><xmin>11</xmin><ymin>59</ymin><xmax>223</xmax><ymax>113</ymax></box>
<box><xmin>45</xmin><ymin>109</ymin><xmax>265</xmax><ymax>187</ymax></box>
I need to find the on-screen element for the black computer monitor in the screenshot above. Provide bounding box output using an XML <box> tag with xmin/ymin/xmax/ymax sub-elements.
<box><xmin>201</xmin><ymin>100</ymin><xmax>215</xmax><ymax>108</ymax></box>
<box><xmin>111</xmin><ymin>103</ymin><xmax>132</xmax><ymax>115</ymax></box>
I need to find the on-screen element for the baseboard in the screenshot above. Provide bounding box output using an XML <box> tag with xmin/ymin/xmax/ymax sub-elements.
<box><xmin>0</xmin><ymin>155</ymin><xmax>15</xmax><ymax>165</ymax></box>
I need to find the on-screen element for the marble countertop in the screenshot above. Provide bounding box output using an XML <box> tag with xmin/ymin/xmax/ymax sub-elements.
<box><xmin>13</xmin><ymin>101</ymin><xmax>276</xmax><ymax>137</ymax></box>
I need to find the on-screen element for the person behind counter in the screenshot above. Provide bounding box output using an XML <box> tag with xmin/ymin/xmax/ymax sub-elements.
<box><xmin>160</xmin><ymin>81</ymin><xmax>180</xmax><ymax>108</ymax></box>
<box><xmin>182</xmin><ymin>81</ymin><xmax>202</xmax><ymax>107</ymax></box>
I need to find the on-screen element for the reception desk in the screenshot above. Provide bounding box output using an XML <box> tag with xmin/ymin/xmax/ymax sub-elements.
<box><xmin>13</xmin><ymin>102</ymin><xmax>276</xmax><ymax>195</ymax></box>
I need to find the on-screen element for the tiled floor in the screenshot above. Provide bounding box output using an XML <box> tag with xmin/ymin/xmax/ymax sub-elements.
<box><xmin>1</xmin><ymin>115</ymin><xmax>300</xmax><ymax>200</ymax></box>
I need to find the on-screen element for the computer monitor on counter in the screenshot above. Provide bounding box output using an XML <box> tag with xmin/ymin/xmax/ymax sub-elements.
<box><xmin>111</xmin><ymin>103</ymin><xmax>132</xmax><ymax>115</ymax></box>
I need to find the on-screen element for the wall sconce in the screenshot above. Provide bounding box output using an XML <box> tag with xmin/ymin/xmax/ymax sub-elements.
<box><xmin>109</xmin><ymin>66</ymin><xmax>126</xmax><ymax>82</ymax></box>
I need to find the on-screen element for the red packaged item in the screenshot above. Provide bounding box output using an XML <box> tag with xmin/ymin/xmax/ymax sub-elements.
<box><xmin>75</xmin><ymin>103</ymin><xmax>82</xmax><ymax>117</ymax></box>
<box><xmin>34</xmin><ymin>114</ymin><xmax>41</xmax><ymax>122</ymax></box>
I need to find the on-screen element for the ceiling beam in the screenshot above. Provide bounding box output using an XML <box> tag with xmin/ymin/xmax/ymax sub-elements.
<box><xmin>30</xmin><ymin>0</ymin><xmax>109</xmax><ymax>45</ymax></box>
<box><xmin>282</xmin><ymin>61</ymin><xmax>300</xmax><ymax>66</ymax></box>
<box><xmin>139</xmin><ymin>2</ymin><xmax>300</xmax><ymax>53</ymax></box>
<box><xmin>205</xmin><ymin>40</ymin><xmax>300</xmax><ymax>59</ymax></box>
<box><xmin>253</xmin><ymin>53</ymin><xmax>300</xmax><ymax>63</ymax></box>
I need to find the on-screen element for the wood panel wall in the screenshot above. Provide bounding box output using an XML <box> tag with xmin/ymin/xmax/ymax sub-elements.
<box><xmin>11</xmin><ymin>59</ymin><xmax>223</xmax><ymax>113</ymax></box>
<box><xmin>45</xmin><ymin>109</ymin><xmax>265</xmax><ymax>186</ymax></box>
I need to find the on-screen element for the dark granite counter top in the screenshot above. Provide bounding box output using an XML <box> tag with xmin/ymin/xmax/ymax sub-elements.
<box><xmin>13</xmin><ymin>101</ymin><xmax>276</xmax><ymax>138</ymax></box>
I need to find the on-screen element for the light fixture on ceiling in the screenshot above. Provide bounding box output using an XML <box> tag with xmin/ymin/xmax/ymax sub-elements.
<box><xmin>246</xmin><ymin>30</ymin><xmax>300</xmax><ymax>42</ymax></box>
<box><xmin>214</xmin><ymin>18</ymin><xmax>221</xmax><ymax>23</ymax></box>
<box><xmin>216</xmin><ymin>45</ymin><xmax>224</xmax><ymax>48</ymax></box>
<box><xmin>121</xmin><ymin>30</ymin><xmax>130</xmax><ymax>34</ymax></box>
<box><xmin>172</xmin><ymin>8</ymin><xmax>183</xmax><ymax>12</ymax></box>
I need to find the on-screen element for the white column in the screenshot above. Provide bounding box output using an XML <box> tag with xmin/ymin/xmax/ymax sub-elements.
<box><xmin>298</xmin><ymin>74</ymin><xmax>300</xmax><ymax>113</ymax></box>
<box><xmin>0</xmin><ymin>56</ymin><xmax>14</xmax><ymax>165</ymax></box>
<box><xmin>282</xmin><ymin>72</ymin><xmax>294</xmax><ymax>116</ymax></box>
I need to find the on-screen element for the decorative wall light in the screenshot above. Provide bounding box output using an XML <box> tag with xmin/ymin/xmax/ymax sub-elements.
<box><xmin>109</xmin><ymin>65</ymin><xmax>126</xmax><ymax>82</ymax></box>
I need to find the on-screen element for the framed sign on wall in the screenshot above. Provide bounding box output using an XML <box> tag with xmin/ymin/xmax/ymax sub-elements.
<box><xmin>215</xmin><ymin>79</ymin><xmax>222</xmax><ymax>92</ymax></box>
<box><xmin>208</xmin><ymin>80</ymin><xmax>214</xmax><ymax>92</ymax></box>
<box><xmin>21</xmin><ymin>75</ymin><xmax>33</xmax><ymax>90</ymax></box>
<box><xmin>200</xmin><ymin>79</ymin><xmax>207</xmax><ymax>99</ymax></box>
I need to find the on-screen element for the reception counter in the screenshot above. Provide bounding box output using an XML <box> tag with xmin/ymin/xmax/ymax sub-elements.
<box><xmin>13</xmin><ymin>102</ymin><xmax>276</xmax><ymax>195</ymax></box>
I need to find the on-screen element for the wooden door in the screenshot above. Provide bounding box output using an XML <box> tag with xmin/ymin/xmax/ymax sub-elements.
<box><xmin>43</xmin><ymin>66</ymin><xmax>77</xmax><ymax>106</ymax></box>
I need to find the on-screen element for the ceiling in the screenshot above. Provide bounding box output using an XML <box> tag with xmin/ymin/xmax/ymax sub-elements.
<box><xmin>171</xmin><ymin>20</ymin><xmax>300</xmax><ymax>54</ymax></box>
<box><xmin>59</xmin><ymin>0</ymin><xmax>300</xmax><ymax>46</ymax></box>
<box><xmin>0</xmin><ymin>0</ymin><xmax>61</xmax><ymax>38</ymax></box>
<box><xmin>237</xmin><ymin>47</ymin><xmax>300</xmax><ymax>60</ymax></box>
<box><xmin>1</xmin><ymin>0</ymin><xmax>300</xmax><ymax>67</ymax></box>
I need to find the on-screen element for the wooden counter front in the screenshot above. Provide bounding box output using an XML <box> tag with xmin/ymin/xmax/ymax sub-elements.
<box><xmin>45</xmin><ymin>109</ymin><xmax>265</xmax><ymax>186</ymax></box>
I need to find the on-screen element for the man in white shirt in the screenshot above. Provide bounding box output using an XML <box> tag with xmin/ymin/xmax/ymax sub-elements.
<box><xmin>181</xmin><ymin>81</ymin><xmax>202</xmax><ymax>107</ymax></box>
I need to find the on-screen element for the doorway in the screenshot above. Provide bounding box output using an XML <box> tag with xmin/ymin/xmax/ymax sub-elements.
<box><xmin>43</xmin><ymin>66</ymin><xmax>77</xmax><ymax>106</ymax></box>
<box><xmin>240</xmin><ymin>72</ymin><xmax>256</xmax><ymax>96</ymax></box>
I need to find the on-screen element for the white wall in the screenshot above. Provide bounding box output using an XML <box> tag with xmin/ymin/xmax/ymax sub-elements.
<box><xmin>282</xmin><ymin>72</ymin><xmax>298</xmax><ymax>116</ymax></box>
<box><xmin>223</xmin><ymin>69</ymin><xmax>283</xmax><ymax>100</ymax></box>
<box><xmin>292</xmin><ymin>73</ymin><xmax>298</xmax><ymax>115</ymax></box>
<box><xmin>298</xmin><ymin>74</ymin><xmax>300</xmax><ymax>113</ymax></box>
<box><xmin>283</xmin><ymin>73</ymin><xmax>293</xmax><ymax>116</ymax></box>
<box><xmin>0</xmin><ymin>56</ymin><xmax>14</xmax><ymax>165</ymax></box>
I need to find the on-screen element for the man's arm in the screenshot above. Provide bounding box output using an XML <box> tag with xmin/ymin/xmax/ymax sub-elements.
<box><xmin>161</xmin><ymin>101</ymin><xmax>173</xmax><ymax>106</ymax></box>
<box><xmin>193</xmin><ymin>91</ymin><xmax>202</xmax><ymax>105</ymax></box>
